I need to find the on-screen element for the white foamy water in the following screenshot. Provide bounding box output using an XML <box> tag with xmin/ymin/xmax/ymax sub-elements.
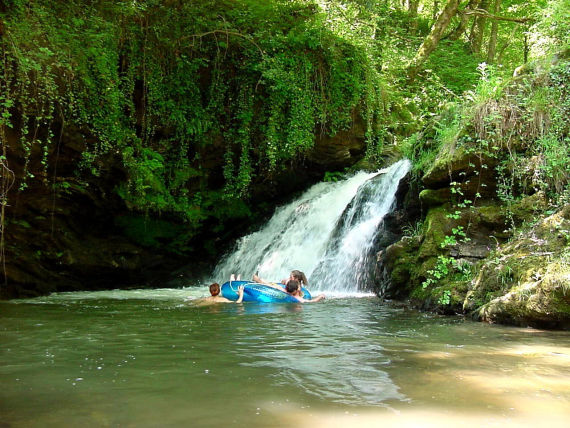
<box><xmin>212</xmin><ymin>159</ymin><xmax>411</xmax><ymax>296</ymax></box>
<box><xmin>13</xmin><ymin>288</ymin><xmax>204</xmax><ymax>303</ymax></box>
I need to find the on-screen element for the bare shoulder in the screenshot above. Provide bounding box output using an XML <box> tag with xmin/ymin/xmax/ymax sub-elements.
<box><xmin>194</xmin><ymin>296</ymin><xmax>232</xmax><ymax>306</ymax></box>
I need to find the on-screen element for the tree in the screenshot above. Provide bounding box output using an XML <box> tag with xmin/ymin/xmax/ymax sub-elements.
<box><xmin>408</xmin><ymin>0</ymin><xmax>420</xmax><ymax>33</ymax></box>
<box><xmin>469</xmin><ymin>0</ymin><xmax>489</xmax><ymax>53</ymax></box>
<box><xmin>486</xmin><ymin>0</ymin><xmax>502</xmax><ymax>62</ymax></box>
<box><xmin>407</xmin><ymin>0</ymin><xmax>462</xmax><ymax>80</ymax></box>
<box><xmin>448</xmin><ymin>0</ymin><xmax>482</xmax><ymax>41</ymax></box>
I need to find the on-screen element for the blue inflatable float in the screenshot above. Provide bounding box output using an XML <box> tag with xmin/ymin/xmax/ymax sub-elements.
<box><xmin>221</xmin><ymin>280</ymin><xmax>312</xmax><ymax>303</ymax></box>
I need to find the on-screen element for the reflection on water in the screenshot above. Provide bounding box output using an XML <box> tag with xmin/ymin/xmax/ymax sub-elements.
<box><xmin>1</xmin><ymin>291</ymin><xmax>569</xmax><ymax>427</ymax></box>
<box><xmin>236</xmin><ymin>300</ymin><xmax>405</xmax><ymax>406</ymax></box>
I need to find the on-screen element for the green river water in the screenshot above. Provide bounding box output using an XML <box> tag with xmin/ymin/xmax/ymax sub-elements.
<box><xmin>1</xmin><ymin>289</ymin><xmax>569</xmax><ymax>427</ymax></box>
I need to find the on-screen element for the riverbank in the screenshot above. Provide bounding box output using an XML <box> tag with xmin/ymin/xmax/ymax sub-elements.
<box><xmin>380</xmin><ymin>56</ymin><xmax>569</xmax><ymax>329</ymax></box>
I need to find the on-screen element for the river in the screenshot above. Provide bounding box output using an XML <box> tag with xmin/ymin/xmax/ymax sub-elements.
<box><xmin>3</xmin><ymin>162</ymin><xmax>569</xmax><ymax>426</ymax></box>
<box><xmin>1</xmin><ymin>289</ymin><xmax>569</xmax><ymax>427</ymax></box>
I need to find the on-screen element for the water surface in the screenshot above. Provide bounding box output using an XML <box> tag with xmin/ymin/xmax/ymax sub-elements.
<box><xmin>1</xmin><ymin>289</ymin><xmax>569</xmax><ymax>427</ymax></box>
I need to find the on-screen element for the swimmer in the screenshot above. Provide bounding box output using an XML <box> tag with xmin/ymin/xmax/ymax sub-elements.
<box><xmin>252</xmin><ymin>270</ymin><xmax>312</xmax><ymax>298</ymax></box>
<box><xmin>253</xmin><ymin>269</ymin><xmax>308</xmax><ymax>287</ymax></box>
<box><xmin>263</xmin><ymin>279</ymin><xmax>325</xmax><ymax>303</ymax></box>
<box><xmin>197</xmin><ymin>282</ymin><xmax>244</xmax><ymax>304</ymax></box>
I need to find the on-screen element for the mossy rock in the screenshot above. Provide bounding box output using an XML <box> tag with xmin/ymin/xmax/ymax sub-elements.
<box><xmin>418</xmin><ymin>206</ymin><xmax>452</xmax><ymax>260</ymax></box>
<box><xmin>476</xmin><ymin>266</ymin><xmax>570</xmax><ymax>328</ymax></box>
<box><xmin>410</xmin><ymin>279</ymin><xmax>467</xmax><ymax>314</ymax></box>
<box><xmin>477</xmin><ymin>204</ymin><xmax>507</xmax><ymax>229</ymax></box>
<box><xmin>383</xmin><ymin>236</ymin><xmax>422</xmax><ymax>295</ymax></box>
<box><xmin>466</xmin><ymin>206</ymin><xmax>570</xmax><ymax>328</ymax></box>
<box><xmin>509</xmin><ymin>191</ymin><xmax>549</xmax><ymax>224</ymax></box>
<box><xmin>422</xmin><ymin>146</ymin><xmax>496</xmax><ymax>189</ymax></box>
<box><xmin>419</xmin><ymin>187</ymin><xmax>452</xmax><ymax>207</ymax></box>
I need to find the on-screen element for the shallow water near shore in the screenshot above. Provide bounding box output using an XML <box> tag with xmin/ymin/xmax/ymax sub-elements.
<box><xmin>1</xmin><ymin>289</ymin><xmax>569</xmax><ymax>427</ymax></box>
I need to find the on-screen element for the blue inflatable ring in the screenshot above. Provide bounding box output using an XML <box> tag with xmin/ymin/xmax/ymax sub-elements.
<box><xmin>221</xmin><ymin>280</ymin><xmax>312</xmax><ymax>303</ymax></box>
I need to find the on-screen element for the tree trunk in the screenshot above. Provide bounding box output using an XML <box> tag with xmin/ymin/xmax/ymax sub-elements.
<box><xmin>408</xmin><ymin>0</ymin><xmax>420</xmax><ymax>15</ymax></box>
<box><xmin>486</xmin><ymin>0</ymin><xmax>502</xmax><ymax>63</ymax></box>
<box><xmin>469</xmin><ymin>0</ymin><xmax>489</xmax><ymax>54</ymax></box>
<box><xmin>408</xmin><ymin>0</ymin><xmax>420</xmax><ymax>34</ymax></box>
<box><xmin>496</xmin><ymin>27</ymin><xmax>516</xmax><ymax>63</ymax></box>
<box><xmin>448</xmin><ymin>0</ymin><xmax>482</xmax><ymax>41</ymax></box>
<box><xmin>407</xmin><ymin>0</ymin><xmax>461</xmax><ymax>81</ymax></box>
<box><xmin>433</xmin><ymin>1</ymin><xmax>440</xmax><ymax>21</ymax></box>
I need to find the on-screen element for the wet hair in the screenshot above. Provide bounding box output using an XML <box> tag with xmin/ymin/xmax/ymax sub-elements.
<box><xmin>290</xmin><ymin>270</ymin><xmax>308</xmax><ymax>286</ymax></box>
<box><xmin>286</xmin><ymin>279</ymin><xmax>300</xmax><ymax>294</ymax></box>
<box><xmin>209</xmin><ymin>283</ymin><xmax>220</xmax><ymax>296</ymax></box>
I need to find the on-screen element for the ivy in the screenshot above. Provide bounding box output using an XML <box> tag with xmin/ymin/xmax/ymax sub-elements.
<box><xmin>1</xmin><ymin>0</ymin><xmax>387</xmax><ymax>224</ymax></box>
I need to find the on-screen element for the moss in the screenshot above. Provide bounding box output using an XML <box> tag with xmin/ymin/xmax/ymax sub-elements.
<box><xmin>422</xmin><ymin>145</ymin><xmax>497</xmax><ymax>190</ymax></box>
<box><xmin>410</xmin><ymin>284</ymin><xmax>431</xmax><ymax>304</ymax></box>
<box><xmin>477</xmin><ymin>204</ymin><xmax>506</xmax><ymax>229</ymax></box>
<box><xmin>419</xmin><ymin>187</ymin><xmax>452</xmax><ymax>207</ymax></box>
<box><xmin>466</xmin><ymin>206</ymin><xmax>570</xmax><ymax>327</ymax></box>
<box><xmin>384</xmin><ymin>236</ymin><xmax>421</xmax><ymax>294</ymax></box>
<box><xmin>418</xmin><ymin>206</ymin><xmax>452</xmax><ymax>260</ymax></box>
<box><xmin>509</xmin><ymin>191</ymin><xmax>549</xmax><ymax>224</ymax></box>
<box><xmin>389</xmin><ymin>255</ymin><xmax>415</xmax><ymax>285</ymax></box>
<box><xmin>421</xmin><ymin>145</ymin><xmax>462</xmax><ymax>188</ymax></box>
<box><xmin>412</xmin><ymin>272</ymin><xmax>470</xmax><ymax>314</ymax></box>
<box><xmin>385</xmin><ymin>184</ymin><xmax>569</xmax><ymax>328</ymax></box>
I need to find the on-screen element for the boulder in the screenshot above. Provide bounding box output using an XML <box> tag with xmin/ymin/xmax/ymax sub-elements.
<box><xmin>307</xmin><ymin>112</ymin><xmax>366</xmax><ymax>170</ymax></box>
<box><xmin>465</xmin><ymin>205</ymin><xmax>570</xmax><ymax>328</ymax></box>
<box><xmin>419</xmin><ymin>188</ymin><xmax>451</xmax><ymax>207</ymax></box>
<box><xmin>422</xmin><ymin>146</ymin><xmax>496</xmax><ymax>189</ymax></box>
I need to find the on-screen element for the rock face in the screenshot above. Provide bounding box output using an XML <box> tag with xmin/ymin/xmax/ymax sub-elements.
<box><xmin>379</xmin><ymin>142</ymin><xmax>512</xmax><ymax>304</ymax></box>
<box><xmin>2</xmin><ymin>178</ymin><xmax>190</xmax><ymax>298</ymax></box>
<box><xmin>467</xmin><ymin>205</ymin><xmax>570</xmax><ymax>329</ymax></box>
<box><xmin>1</xmin><ymin>116</ymin><xmax>368</xmax><ymax>299</ymax></box>
<box><xmin>379</xmin><ymin>141</ymin><xmax>569</xmax><ymax>327</ymax></box>
<box><xmin>307</xmin><ymin>111</ymin><xmax>367</xmax><ymax>170</ymax></box>
<box><xmin>372</xmin><ymin>173</ymin><xmax>422</xmax><ymax>297</ymax></box>
<box><xmin>421</xmin><ymin>146</ymin><xmax>497</xmax><ymax>193</ymax></box>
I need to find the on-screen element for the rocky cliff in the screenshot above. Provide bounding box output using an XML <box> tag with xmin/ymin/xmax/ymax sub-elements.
<box><xmin>379</xmin><ymin>57</ymin><xmax>569</xmax><ymax>328</ymax></box>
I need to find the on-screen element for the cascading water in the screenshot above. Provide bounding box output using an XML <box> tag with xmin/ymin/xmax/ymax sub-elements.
<box><xmin>212</xmin><ymin>159</ymin><xmax>411</xmax><ymax>295</ymax></box>
<box><xmin>310</xmin><ymin>160</ymin><xmax>412</xmax><ymax>293</ymax></box>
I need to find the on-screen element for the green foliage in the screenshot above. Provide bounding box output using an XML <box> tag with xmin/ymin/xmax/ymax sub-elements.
<box><xmin>1</xmin><ymin>0</ymin><xmax>568</xmax><ymax>246</ymax></box>
<box><xmin>438</xmin><ymin>289</ymin><xmax>451</xmax><ymax>306</ymax></box>
<box><xmin>402</xmin><ymin>220</ymin><xmax>425</xmax><ymax>238</ymax></box>
<box><xmin>400</xmin><ymin>133</ymin><xmax>431</xmax><ymax>178</ymax></box>
<box><xmin>1</xmin><ymin>0</ymin><xmax>388</xmax><ymax>223</ymax></box>
<box><xmin>531</xmin><ymin>0</ymin><xmax>570</xmax><ymax>55</ymax></box>
<box><xmin>408</xmin><ymin>58</ymin><xmax>569</xmax><ymax>208</ymax></box>
<box><xmin>464</xmin><ymin>63</ymin><xmax>505</xmax><ymax>105</ymax></box>
<box><xmin>323</xmin><ymin>170</ymin><xmax>346</xmax><ymax>183</ymax></box>
<box><xmin>440</xmin><ymin>225</ymin><xmax>471</xmax><ymax>249</ymax></box>
<box><xmin>422</xmin><ymin>254</ymin><xmax>473</xmax><ymax>291</ymax></box>
<box><xmin>424</xmin><ymin>40</ymin><xmax>481</xmax><ymax>95</ymax></box>
<box><xmin>422</xmin><ymin>255</ymin><xmax>455</xmax><ymax>289</ymax></box>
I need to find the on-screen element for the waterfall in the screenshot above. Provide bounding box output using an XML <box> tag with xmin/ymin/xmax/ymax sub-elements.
<box><xmin>212</xmin><ymin>159</ymin><xmax>411</xmax><ymax>295</ymax></box>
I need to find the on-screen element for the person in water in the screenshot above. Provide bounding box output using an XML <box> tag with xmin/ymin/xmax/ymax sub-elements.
<box><xmin>200</xmin><ymin>282</ymin><xmax>244</xmax><ymax>304</ymax></box>
<box><xmin>288</xmin><ymin>270</ymin><xmax>309</xmax><ymax>287</ymax></box>
<box><xmin>253</xmin><ymin>270</ymin><xmax>309</xmax><ymax>287</ymax></box>
<box><xmin>261</xmin><ymin>279</ymin><xmax>325</xmax><ymax>303</ymax></box>
<box><xmin>252</xmin><ymin>269</ymin><xmax>313</xmax><ymax>299</ymax></box>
